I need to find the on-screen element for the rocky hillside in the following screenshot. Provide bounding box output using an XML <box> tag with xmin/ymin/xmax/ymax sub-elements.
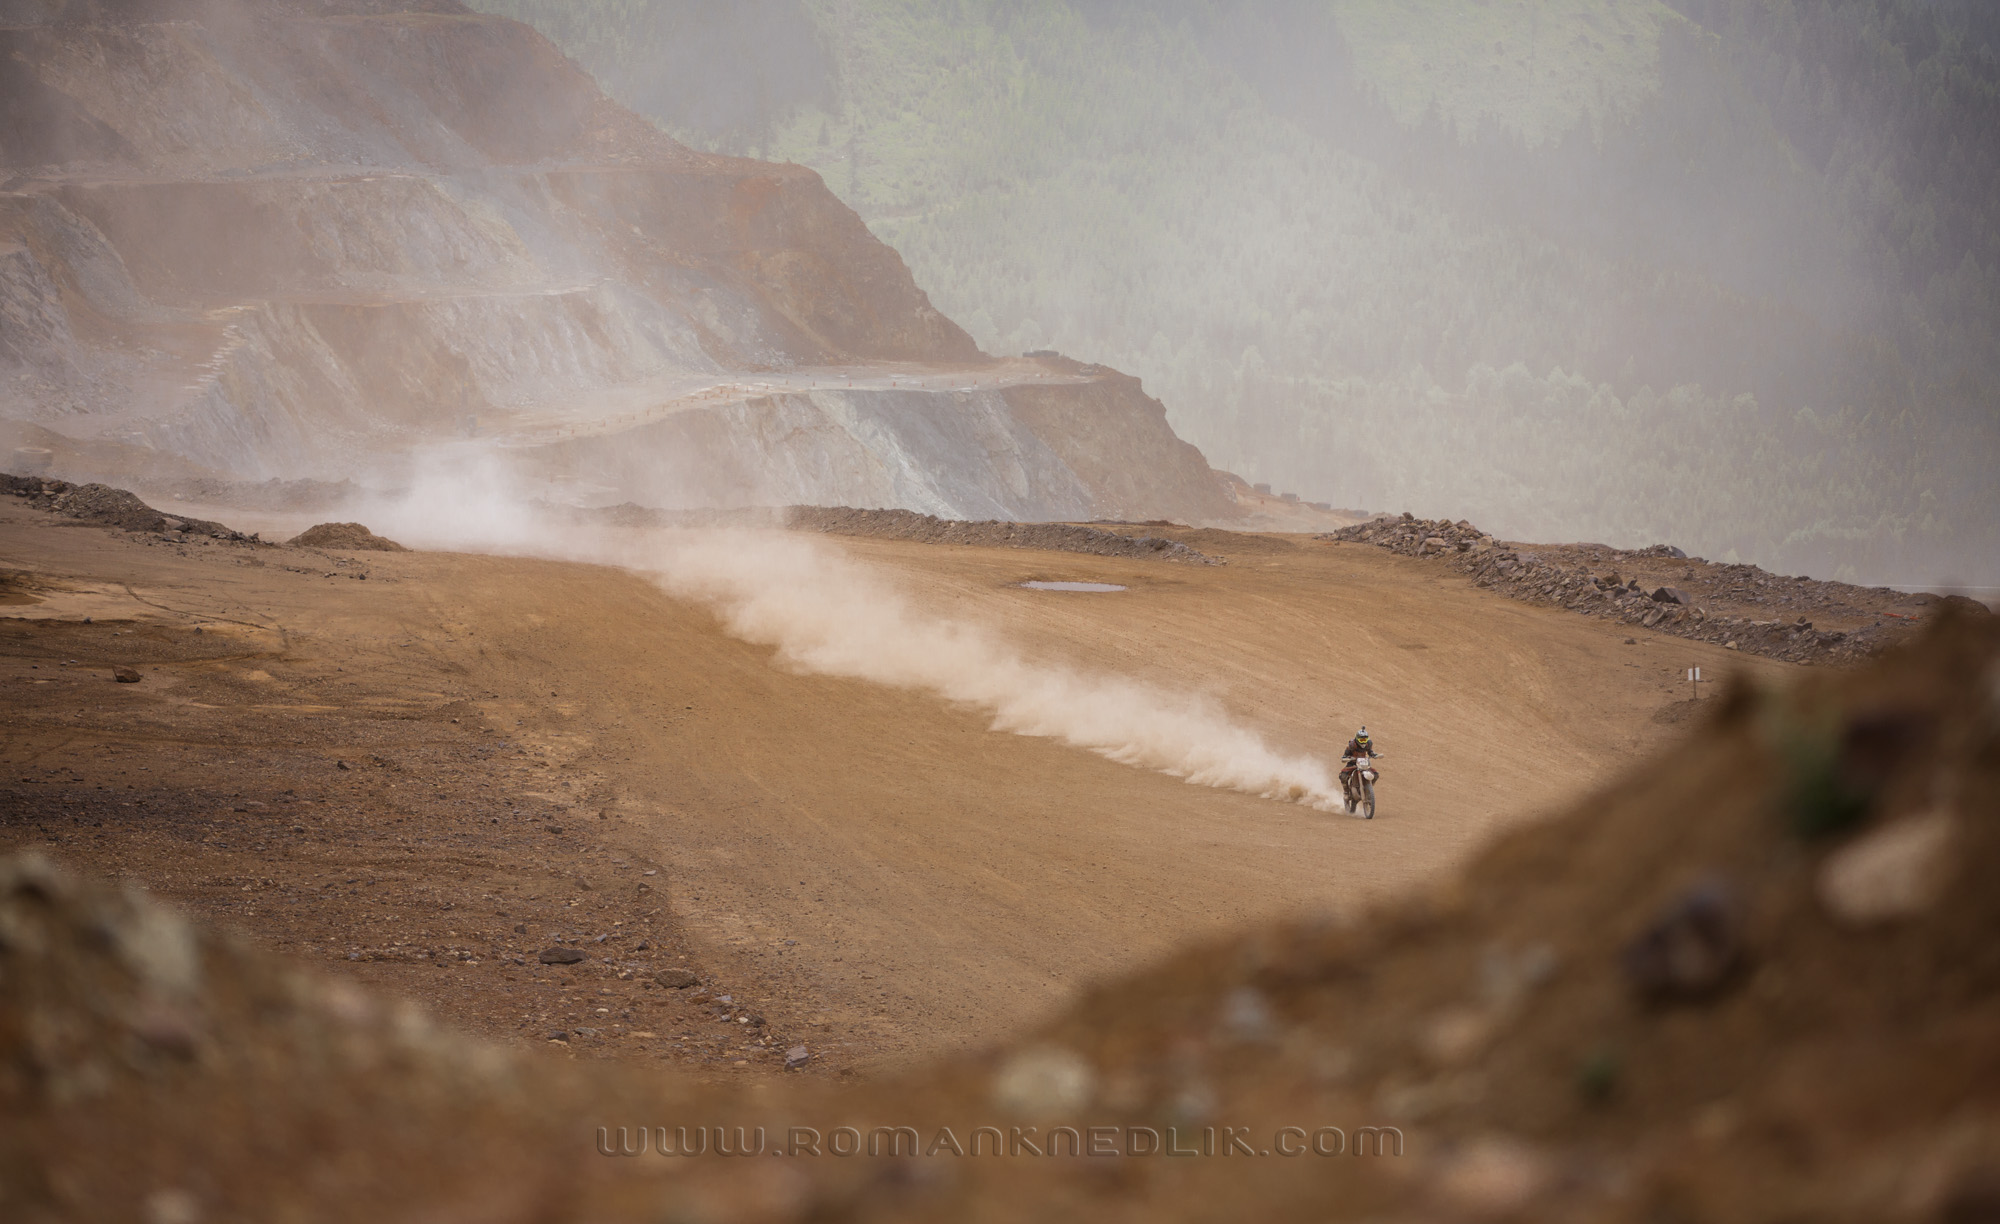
<box><xmin>1321</xmin><ymin>513</ymin><xmax>1980</xmax><ymax>666</ymax></box>
<box><xmin>0</xmin><ymin>0</ymin><xmax>1235</xmax><ymax>524</ymax></box>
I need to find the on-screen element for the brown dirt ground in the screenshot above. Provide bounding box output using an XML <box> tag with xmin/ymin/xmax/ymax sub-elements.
<box><xmin>2</xmin><ymin>529</ymin><xmax>1991</xmax><ymax>1224</ymax></box>
<box><xmin>0</xmin><ymin>493</ymin><xmax>1792</xmax><ymax>1084</ymax></box>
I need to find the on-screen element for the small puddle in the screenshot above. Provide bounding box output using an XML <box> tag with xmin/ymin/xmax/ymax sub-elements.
<box><xmin>1019</xmin><ymin>581</ymin><xmax>1127</xmax><ymax>593</ymax></box>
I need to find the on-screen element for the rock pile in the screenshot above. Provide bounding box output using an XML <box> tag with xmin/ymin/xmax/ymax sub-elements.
<box><xmin>1320</xmin><ymin>513</ymin><xmax>1963</xmax><ymax>664</ymax></box>
<box><xmin>785</xmin><ymin>506</ymin><xmax>1223</xmax><ymax>564</ymax></box>
<box><xmin>287</xmin><ymin>522</ymin><xmax>407</xmax><ymax>552</ymax></box>
<box><xmin>3</xmin><ymin>473</ymin><xmax>253</xmax><ymax>542</ymax></box>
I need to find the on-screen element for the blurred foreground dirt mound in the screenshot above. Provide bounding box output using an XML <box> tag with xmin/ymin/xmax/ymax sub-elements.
<box><xmin>4</xmin><ymin>613</ymin><xmax>1996</xmax><ymax>1223</ymax></box>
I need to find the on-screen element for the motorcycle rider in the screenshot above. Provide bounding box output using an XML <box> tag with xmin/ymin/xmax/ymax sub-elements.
<box><xmin>1339</xmin><ymin>727</ymin><xmax>1380</xmax><ymax>792</ymax></box>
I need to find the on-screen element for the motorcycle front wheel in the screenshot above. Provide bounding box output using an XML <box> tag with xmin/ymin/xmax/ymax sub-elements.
<box><xmin>1360</xmin><ymin>780</ymin><xmax>1376</xmax><ymax>819</ymax></box>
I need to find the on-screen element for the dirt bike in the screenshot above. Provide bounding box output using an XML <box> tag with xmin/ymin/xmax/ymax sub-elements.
<box><xmin>1341</xmin><ymin>754</ymin><xmax>1379</xmax><ymax>819</ymax></box>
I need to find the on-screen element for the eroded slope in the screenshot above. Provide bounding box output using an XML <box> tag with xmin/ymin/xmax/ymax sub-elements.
<box><xmin>0</xmin><ymin>0</ymin><xmax>1233</xmax><ymax>523</ymax></box>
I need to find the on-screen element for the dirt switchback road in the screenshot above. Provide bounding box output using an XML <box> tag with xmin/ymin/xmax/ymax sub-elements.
<box><xmin>0</xmin><ymin>503</ymin><xmax>1786</xmax><ymax>1073</ymax></box>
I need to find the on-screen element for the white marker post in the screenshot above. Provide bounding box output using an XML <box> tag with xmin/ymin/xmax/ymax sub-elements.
<box><xmin>1688</xmin><ymin>666</ymin><xmax>1702</xmax><ymax>700</ymax></box>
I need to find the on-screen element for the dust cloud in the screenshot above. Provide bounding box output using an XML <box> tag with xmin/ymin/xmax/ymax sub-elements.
<box><xmin>362</xmin><ymin>454</ymin><xmax>1341</xmax><ymax>810</ymax></box>
<box><xmin>647</xmin><ymin>530</ymin><xmax>1341</xmax><ymax>809</ymax></box>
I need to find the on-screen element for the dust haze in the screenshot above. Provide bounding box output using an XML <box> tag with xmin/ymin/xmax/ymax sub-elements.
<box><xmin>479</xmin><ymin>0</ymin><xmax>2000</xmax><ymax>590</ymax></box>
<box><xmin>5</xmin><ymin>6</ymin><xmax>1995</xmax><ymax>1217</ymax></box>
<box><xmin>363</xmin><ymin>455</ymin><xmax>1342</xmax><ymax>810</ymax></box>
<box><xmin>651</xmin><ymin>531</ymin><xmax>1339</xmax><ymax>808</ymax></box>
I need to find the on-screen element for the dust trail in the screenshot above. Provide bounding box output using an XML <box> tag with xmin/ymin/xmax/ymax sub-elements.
<box><xmin>361</xmin><ymin>454</ymin><xmax>1341</xmax><ymax>809</ymax></box>
<box><xmin>637</xmin><ymin>530</ymin><xmax>1341</xmax><ymax>809</ymax></box>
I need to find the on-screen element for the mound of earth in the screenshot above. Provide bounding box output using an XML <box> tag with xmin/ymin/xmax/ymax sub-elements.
<box><xmin>2</xmin><ymin>473</ymin><xmax>245</xmax><ymax>539</ymax></box>
<box><xmin>1323</xmin><ymin>512</ymin><xmax>1982</xmax><ymax>664</ymax></box>
<box><xmin>5</xmin><ymin>608</ymin><xmax>1994</xmax><ymax>1222</ymax></box>
<box><xmin>288</xmin><ymin>522</ymin><xmax>406</xmax><ymax>552</ymax></box>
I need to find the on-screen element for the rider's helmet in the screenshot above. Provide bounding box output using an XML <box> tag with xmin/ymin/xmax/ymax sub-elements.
<box><xmin>1355</xmin><ymin>727</ymin><xmax>1370</xmax><ymax>748</ymax></box>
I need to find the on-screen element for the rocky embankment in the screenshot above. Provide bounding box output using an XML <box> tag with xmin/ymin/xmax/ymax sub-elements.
<box><xmin>1323</xmin><ymin>513</ymin><xmax>1980</xmax><ymax>664</ymax></box>
<box><xmin>578</xmin><ymin>502</ymin><xmax>1224</xmax><ymax>563</ymax></box>
<box><xmin>5</xmin><ymin>472</ymin><xmax>393</xmax><ymax>561</ymax></box>
<box><xmin>1</xmin><ymin>474</ymin><xmax>250</xmax><ymax>541</ymax></box>
<box><xmin>789</xmin><ymin>506</ymin><xmax>1221</xmax><ymax>562</ymax></box>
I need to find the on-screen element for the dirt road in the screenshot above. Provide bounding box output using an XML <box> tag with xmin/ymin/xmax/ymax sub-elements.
<box><xmin>0</xmin><ymin>501</ymin><xmax>1787</xmax><ymax>1072</ymax></box>
<box><xmin>493</xmin><ymin>357</ymin><xmax>1093</xmax><ymax>445</ymax></box>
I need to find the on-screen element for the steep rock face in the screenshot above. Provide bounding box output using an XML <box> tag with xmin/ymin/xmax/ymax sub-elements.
<box><xmin>533</xmin><ymin>378</ymin><xmax>1213</xmax><ymax>522</ymax></box>
<box><xmin>0</xmin><ymin>0</ymin><xmax>1235</xmax><ymax>523</ymax></box>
